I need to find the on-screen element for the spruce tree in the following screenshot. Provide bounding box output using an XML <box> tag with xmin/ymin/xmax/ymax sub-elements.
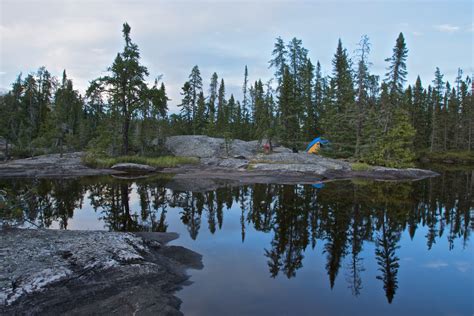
<box><xmin>93</xmin><ymin>23</ymin><xmax>150</xmax><ymax>155</ymax></box>
<box><xmin>269</xmin><ymin>37</ymin><xmax>288</xmax><ymax>91</ymax></box>
<box><xmin>207</xmin><ymin>72</ymin><xmax>219</xmax><ymax>135</ymax></box>
<box><xmin>188</xmin><ymin>65</ymin><xmax>203</xmax><ymax>134</ymax></box>
<box><xmin>216</xmin><ymin>79</ymin><xmax>227</xmax><ymax>134</ymax></box>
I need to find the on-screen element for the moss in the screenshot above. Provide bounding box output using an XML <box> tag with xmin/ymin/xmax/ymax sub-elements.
<box><xmin>351</xmin><ymin>162</ymin><xmax>373</xmax><ymax>171</ymax></box>
<box><xmin>82</xmin><ymin>154</ymin><xmax>198</xmax><ymax>169</ymax></box>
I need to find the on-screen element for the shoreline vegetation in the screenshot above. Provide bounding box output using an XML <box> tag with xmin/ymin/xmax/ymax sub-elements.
<box><xmin>0</xmin><ymin>23</ymin><xmax>471</xmax><ymax>170</ymax></box>
<box><xmin>81</xmin><ymin>154</ymin><xmax>199</xmax><ymax>169</ymax></box>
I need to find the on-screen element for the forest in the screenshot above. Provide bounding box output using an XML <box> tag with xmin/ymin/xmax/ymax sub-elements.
<box><xmin>0</xmin><ymin>23</ymin><xmax>472</xmax><ymax>168</ymax></box>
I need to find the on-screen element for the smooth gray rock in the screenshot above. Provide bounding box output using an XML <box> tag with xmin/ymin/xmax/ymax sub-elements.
<box><xmin>110</xmin><ymin>163</ymin><xmax>156</xmax><ymax>173</ymax></box>
<box><xmin>0</xmin><ymin>229</ymin><xmax>202</xmax><ymax>315</ymax></box>
<box><xmin>201</xmin><ymin>157</ymin><xmax>249</xmax><ymax>169</ymax></box>
<box><xmin>251</xmin><ymin>162</ymin><xmax>331</xmax><ymax>174</ymax></box>
<box><xmin>253</xmin><ymin>152</ymin><xmax>351</xmax><ymax>171</ymax></box>
<box><xmin>165</xmin><ymin>135</ymin><xmax>290</xmax><ymax>159</ymax></box>
<box><xmin>165</xmin><ymin>135</ymin><xmax>225</xmax><ymax>158</ymax></box>
<box><xmin>0</xmin><ymin>152</ymin><xmax>122</xmax><ymax>178</ymax></box>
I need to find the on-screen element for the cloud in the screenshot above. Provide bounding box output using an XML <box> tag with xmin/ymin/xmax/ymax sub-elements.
<box><xmin>434</xmin><ymin>24</ymin><xmax>460</xmax><ymax>33</ymax></box>
<box><xmin>454</xmin><ymin>261</ymin><xmax>471</xmax><ymax>273</ymax></box>
<box><xmin>422</xmin><ymin>260</ymin><xmax>448</xmax><ymax>269</ymax></box>
<box><xmin>412</xmin><ymin>31</ymin><xmax>423</xmax><ymax>37</ymax></box>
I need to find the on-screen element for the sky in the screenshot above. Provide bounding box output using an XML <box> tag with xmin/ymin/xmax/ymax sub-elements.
<box><xmin>0</xmin><ymin>0</ymin><xmax>473</xmax><ymax>112</ymax></box>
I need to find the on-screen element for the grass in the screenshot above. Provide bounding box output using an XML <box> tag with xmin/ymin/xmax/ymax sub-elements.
<box><xmin>82</xmin><ymin>154</ymin><xmax>199</xmax><ymax>169</ymax></box>
<box><xmin>351</xmin><ymin>162</ymin><xmax>373</xmax><ymax>171</ymax></box>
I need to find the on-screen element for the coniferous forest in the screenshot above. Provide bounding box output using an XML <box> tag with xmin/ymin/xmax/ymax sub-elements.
<box><xmin>1</xmin><ymin>23</ymin><xmax>472</xmax><ymax>167</ymax></box>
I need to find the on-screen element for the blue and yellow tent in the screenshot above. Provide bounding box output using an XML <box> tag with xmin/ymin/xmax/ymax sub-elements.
<box><xmin>306</xmin><ymin>137</ymin><xmax>329</xmax><ymax>154</ymax></box>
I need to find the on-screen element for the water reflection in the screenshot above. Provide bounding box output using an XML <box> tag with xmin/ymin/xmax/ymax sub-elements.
<box><xmin>1</xmin><ymin>170</ymin><xmax>472</xmax><ymax>304</ymax></box>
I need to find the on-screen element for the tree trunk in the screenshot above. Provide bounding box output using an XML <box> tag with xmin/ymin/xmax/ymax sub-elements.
<box><xmin>122</xmin><ymin>115</ymin><xmax>130</xmax><ymax>155</ymax></box>
<box><xmin>430</xmin><ymin>106</ymin><xmax>436</xmax><ymax>152</ymax></box>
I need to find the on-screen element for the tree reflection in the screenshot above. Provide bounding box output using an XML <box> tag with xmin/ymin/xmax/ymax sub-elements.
<box><xmin>0</xmin><ymin>168</ymin><xmax>472</xmax><ymax>302</ymax></box>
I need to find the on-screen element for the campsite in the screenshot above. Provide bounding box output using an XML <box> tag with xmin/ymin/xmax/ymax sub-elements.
<box><xmin>1</xmin><ymin>1</ymin><xmax>473</xmax><ymax>315</ymax></box>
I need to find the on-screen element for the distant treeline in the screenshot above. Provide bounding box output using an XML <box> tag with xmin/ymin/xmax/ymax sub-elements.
<box><xmin>0</xmin><ymin>23</ymin><xmax>472</xmax><ymax>167</ymax></box>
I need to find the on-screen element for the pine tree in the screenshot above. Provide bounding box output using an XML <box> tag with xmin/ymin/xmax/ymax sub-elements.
<box><xmin>93</xmin><ymin>23</ymin><xmax>150</xmax><ymax>155</ymax></box>
<box><xmin>188</xmin><ymin>65</ymin><xmax>203</xmax><ymax>134</ymax></box>
<box><xmin>207</xmin><ymin>72</ymin><xmax>219</xmax><ymax>135</ymax></box>
<box><xmin>354</xmin><ymin>35</ymin><xmax>371</xmax><ymax>158</ymax></box>
<box><xmin>216</xmin><ymin>79</ymin><xmax>227</xmax><ymax>134</ymax></box>
<box><xmin>269</xmin><ymin>37</ymin><xmax>288</xmax><ymax>91</ymax></box>
<box><xmin>302</xmin><ymin>58</ymin><xmax>316</xmax><ymax>140</ymax></box>
<box><xmin>279</xmin><ymin>67</ymin><xmax>298</xmax><ymax>148</ymax></box>
<box><xmin>178</xmin><ymin>81</ymin><xmax>193</xmax><ymax>132</ymax></box>
<box><xmin>323</xmin><ymin>39</ymin><xmax>355</xmax><ymax>155</ymax></box>
<box><xmin>430</xmin><ymin>67</ymin><xmax>444</xmax><ymax>152</ymax></box>
<box><xmin>385</xmin><ymin>32</ymin><xmax>408</xmax><ymax>97</ymax></box>
<box><xmin>195</xmin><ymin>91</ymin><xmax>207</xmax><ymax>134</ymax></box>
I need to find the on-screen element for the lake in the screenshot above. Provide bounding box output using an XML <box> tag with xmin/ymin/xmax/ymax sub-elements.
<box><xmin>1</xmin><ymin>168</ymin><xmax>473</xmax><ymax>315</ymax></box>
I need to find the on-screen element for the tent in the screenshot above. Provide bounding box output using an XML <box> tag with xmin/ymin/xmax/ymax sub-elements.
<box><xmin>306</xmin><ymin>137</ymin><xmax>329</xmax><ymax>154</ymax></box>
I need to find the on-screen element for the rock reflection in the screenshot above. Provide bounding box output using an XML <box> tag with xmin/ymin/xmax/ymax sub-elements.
<box><xmin>0</xmin><ymin>170</ymin><xmax>472</xmax><ymax>303</ymax></box>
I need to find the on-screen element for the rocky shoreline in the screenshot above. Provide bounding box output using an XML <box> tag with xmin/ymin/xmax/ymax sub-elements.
<box><xmin>0</xmin><ymin>136</ymin><xmax>440</xmax><ymax>183</ymax></box>
<box><xmin>0</xmin><ymin>228</ymin><xmax>202</xmax><ymax>315</ymax></box>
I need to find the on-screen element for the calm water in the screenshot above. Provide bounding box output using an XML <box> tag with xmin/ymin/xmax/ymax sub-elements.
<box><xmin>1</xmin><ymin>169</ymin><xmax>473</xmax><ymax>315</ymax></box>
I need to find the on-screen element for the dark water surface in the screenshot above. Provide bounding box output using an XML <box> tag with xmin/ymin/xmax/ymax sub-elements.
<box><xmin>1</xmin><ymin>169</ymin><xmax>473</xmax><ymax>315</ymax></box>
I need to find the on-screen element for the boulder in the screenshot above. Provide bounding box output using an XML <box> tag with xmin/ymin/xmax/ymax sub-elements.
<box><xmin>164</xmin><ymin>135</ymin><xmax>251</xmax><ymax>158</ymax></box>
<box><xmin>165</xmin><ymin>135</ymin><xmax>224</xmax><ymax>158</ymax></box>
<box><xmin>165</xmin><ymin>135</ymin><xmax>291</xmax><ymax>159</ymax></box>
<box><xmin>110</xmin><ymin>163</ymin><xmax>156</xmax><ymax>173</ymax></box>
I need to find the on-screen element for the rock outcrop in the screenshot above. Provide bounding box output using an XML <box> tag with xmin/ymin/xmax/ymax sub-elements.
<box><xmin>0</xmin><ymin>152</ymin><xmax>122</xmax><ymax>178</ymax></box>
<box><xmin>110</xmin><ymin>163</ymin><xmax>156</xmax><ymax>173</ymax></box>
<box><xmin>165</xmin><ymin>135</ymin><xmax>289</xmax><ymax>159</ymax></box>
<box><xmin>0</xmin><ymin>229</ymin><xmax>202</xmax><ymax>315</ymax></box>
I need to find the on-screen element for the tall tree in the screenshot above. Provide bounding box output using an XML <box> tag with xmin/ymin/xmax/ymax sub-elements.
<box><xmin>188</xmin><ymin>65</ymin><xmax>203</xmax><ymax>134</ymax></box>
<box><xmin>269</xmin><ymin>37</ymin><xmax>288</xmax><ymax>91</ymax></box>
<box><xmin>216</xmin><ymin>79</ymin><xmax>227</xmax><ymax>133</ymax></box>
<box><xmin>207</xmin><ymin>72</ymin><xmax>219</xmax><ymax>134</ymax></box>
<box><xmin>354</xmin><ymin>35</ymin><xmax>371</xmax><ymax>158</ymax></box>
<box><xmin>94</xmin><ymin>23</ymin><xmax>150</xmax><ymax>155</ymax></box>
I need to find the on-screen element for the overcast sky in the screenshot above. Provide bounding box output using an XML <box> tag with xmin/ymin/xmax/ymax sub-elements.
<box><xmin>1</xmin><ymin>0</ymin><xmax>472</xmax><ymax>112</ymax></box>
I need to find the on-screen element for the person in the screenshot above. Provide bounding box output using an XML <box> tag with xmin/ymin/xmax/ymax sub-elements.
<box><xmin>263</xmin><ymin>143</ymin><xmax>270</xmax><ymax>154</ymax></box>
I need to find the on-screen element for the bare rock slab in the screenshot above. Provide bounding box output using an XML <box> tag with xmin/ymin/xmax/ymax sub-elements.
<box><xmin>0</xmin><ymin>229</ymin><xmax>203</xmax><ymax>315</ymax></box>
<box><xmin>110</xmin><ymin>163</ymin><xmax>157</xmax><ymax>173</ymax></box>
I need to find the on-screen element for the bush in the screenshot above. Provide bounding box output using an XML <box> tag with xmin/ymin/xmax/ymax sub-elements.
<box><xmin>82</xmin><ymin>154</ymin><xmax>198</xmax><ymax>169</ymax></box>
<box><xmin>351</xmin><ymin>162</ymin><xmax>372</xmax><ymax>171</ymax></box>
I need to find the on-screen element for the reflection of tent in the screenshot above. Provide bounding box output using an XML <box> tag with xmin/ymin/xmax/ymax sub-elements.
<box><xmin>312</xmin><ymin>182</ymin><xmax>325</xmax><ymax>189</ymax></box>
<box><xmin>306</xmin><ymin>137</ymin><xmax>329</xmax><ymax>154</ymax></box>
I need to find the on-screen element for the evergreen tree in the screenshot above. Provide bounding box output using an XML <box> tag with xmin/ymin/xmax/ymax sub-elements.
<box><xmin>93</xmin><ymin>23</ymin><xmax>150</xmax><ymax>155</ymax></box>
<box><xmin>195</xmin><ymin>91</ymin><xmax>207</xmax><ymax>134</ymax></box>
<box><xmin>207</xmin><ymin>72</ymin><xmax>219</xmax><ymax>135</ymax></box>
<box><xmin>188</xmin><ymin>65</ymin><xmax>203</xmax><ymax>134</ymax></box>
<box><xmin>323</xmin><ymin>39</ymin><xmax>355</xmax><ymax>155</ymax></box>
<box><xmin>354</xmin><ymin>35</ymin><xmax>371</xmax><ymax>158</ymax></box>
<box><xmin>385</xmin><ymin>32</ymin><xmax>408</xmax><ymax>97</ymax></box>
<box><xmin>178</xmin><ymin>81</ymin><xmax>193</xmax><ymax>132</ymax></box>
<box><xmin>269</xmin><ymin>37</ymin><xmax>288</xmax><ymax>91</ymax></box>
<box><xmin>279</xmin><ymin>67</ymin><xmax>298</xmax><ymax>148</ymax></box>
<box><xmin>216</xmin><ymin>79</ymin><xmax>227</xmax><ymax>134</ymax></box>
<box><xmin>430</xmin><ymin>67</ymin><xmax>444</xmax><ymax>152</ymax></box>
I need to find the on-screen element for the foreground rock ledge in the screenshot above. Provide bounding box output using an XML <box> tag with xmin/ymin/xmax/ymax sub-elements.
<box><xmin>0</xmin><ymin>229</ymin><xmax>203</xmax><ymax>315</ymax></box>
